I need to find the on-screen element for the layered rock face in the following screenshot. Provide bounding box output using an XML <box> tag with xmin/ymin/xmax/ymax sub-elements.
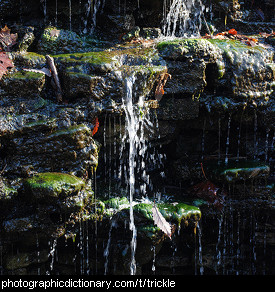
<box><xmin>0</xmin><ymin>0</ymin><xmax>274</xmax><ymax>275</ymax></box>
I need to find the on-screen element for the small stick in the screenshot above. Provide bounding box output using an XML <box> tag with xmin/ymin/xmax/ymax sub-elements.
<box><xmin>200</xmin><ymin>162</ymin><xmax>208</xmax><ymax>181</ymax></box>
<box><xmin>45</xmin><ymin>55</ymin><xmax>62</xmax><ymax>102</ymax></box>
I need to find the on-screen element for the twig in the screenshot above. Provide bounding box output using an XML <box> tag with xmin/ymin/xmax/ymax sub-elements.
<box><xmin>200</xmin><ymin>162</ymin><xmax>208</xmax><ymax>181</ymax></box>
<box><xmin>45</xmin><ymin>55</ymin><xmax>62</xmax><ymax>102</ymax></box>
<box><xmin>0</xmin><ymin>164</ymin><xmax>7</xmax><ymax>176</ymax></box>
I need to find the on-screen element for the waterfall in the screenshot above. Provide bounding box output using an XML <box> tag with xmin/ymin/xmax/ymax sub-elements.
<box><xmin>162</xmin><ymin>0</ymin><xmax>205</xmax><ymax>37</ymax></box>
<box><xmin>122</xmin><ymin>75</ymin><xmax>138</xmax><ymax>275</ymax></box>
<box><xmin>83</xmin><ymin>0</ymin><xmax>104</xmax><ymax>34</ymax></box>
<box><xmin>121</xmin><ymin>73</ymin><xmax>159</xmax><ymax>274</ymax></box>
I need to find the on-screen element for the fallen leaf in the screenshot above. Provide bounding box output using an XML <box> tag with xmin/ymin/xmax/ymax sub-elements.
<box><xmin>92</xmin><ymin>116</ymin><xmax>99</xmax><ymax>136</ymax></box>
<box><xmin>249</xmin><ymin>168</ymin><xmax>261</xmax><ymax>179</ymax></box>
<box><xmin>0</xmin><ymin>25</ymin><xmax>17</xmax><ymax>51</ymax></box>
<box><xmin>155</xmin><ymin>73</ymin><xmax>171</xmax><ymax>101</ymax></box>
<box><xmin>152</xmin><ymin>202</ymin><xmax>172</xmax><ymax>239</ymax></box>
<box><xmin>0</xmin><ymin>51</ymin><xmax>14</xmax><ymax>79</ymax></box>
<box><xmin>191</xmin><ymin>180</ymin><xmax>227</xmax><ymax>210</ymax></box>
<box><xmin>228</xmin><ymin>28</ymin><xmax>237</xmax><ymax>36</ymax></box>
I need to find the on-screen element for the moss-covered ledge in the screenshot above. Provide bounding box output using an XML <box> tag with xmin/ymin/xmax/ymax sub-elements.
<box><xmin>23</xmin><ymin>172</ymin><xmax>86</xmax><ymax>200</ymax></box>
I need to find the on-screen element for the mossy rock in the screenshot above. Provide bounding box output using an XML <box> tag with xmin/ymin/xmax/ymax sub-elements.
<box><xmin>0</xmin><ymin>178</ymin><xmax>18</xmax><ymax>204</ymax></box>
<box><xmin>157</xmin><ymin>38</ymin><xmax>274</xmax><ymax>101</ymax></box>
<box><xmin>38</xmin><ymin>26</ymin><xmax>83</xmax><ymax>55</ymax></box>
<box><xmin>0</xmin><ymin>70</ymin><xmax>45</xmax><ymax>98</ymax></box>
<box><xmin>24</xmin><ymin>172</ymin><xmax>86</xmax><ymax>201</ymax></box>
<box><xmin>157</xmin><ymin>38</ymin><xmax>221</xmax><ymax>62</ymax></box>
<box><xmin>133</xmin><ymin>202</ymin><xmax>201</xmax><ymax>226</ymax></box>
<box><xmin>109</xmin><ymin>198</ymin><xmax>201</xmax><ymax>229</ymax></box>
<box><xmin>204</xmin><ymin>159</ymin><xmax>270</xmax><ymax>183</ymax></box>
<box><xmin>12</xmin><ymin>52</ymin><xmax>46</xmax><ymax>68</ymax></box>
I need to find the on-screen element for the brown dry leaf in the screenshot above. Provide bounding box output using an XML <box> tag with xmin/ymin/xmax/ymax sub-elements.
<box><xmin>152</xmin><ymin>203</ymin><xmax>172</xmax><ymax>239</ymax></box>
<box><xmin>249</xmin><ymin>168</ymin><xmax>261</xmax><ymax>179</ymax></box>
<box><xmin>155</xmin><ymin>73</ymin><xmax>171</xmax><ymax>101</ymax></box>
<box><xmin>0</xmin><ymin>51</ymin><xmax>14</xmax><ymax>79</ymax></box>
<box><xmin>0</xmin><ymin>25</ymin><xmax>17</xmax><ymax>51</ymax></box>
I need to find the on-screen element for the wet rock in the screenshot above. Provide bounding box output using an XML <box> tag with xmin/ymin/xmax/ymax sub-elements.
<box><xmin>23</xmin><ymin>172</ymin><xmax>93</xmax><ymax>213</ymax></box>
<box><xmin>0</xmin><ymin>70</ymin><xmax>45</xmax><ymax>98</ymax></box>
<box><xmin>208</xmin><ymin>39</ymin><xmax>275</xmax><ymax>101</ymax></box>
<box><xmin>24</xmin><ymin>172</ymin><xmax>85</xmax><ymax>200</ymax></box>
<box><xmin>157</xmin><ymin>38</ymin><xmax>222</xmax><ymax>98</ymax></box>
<box><xmin>140</xmin><ymin>27</ymin><xmax>162</xmax><ymax>39</ymax></box>
<box><xmin>4</xmin><ymin>123</ymin><xmax>99</xmax><ymax>176</ymax></box>
<box><xmin>157</xmin><ymin>38</ymin><xmax>275</xmax><ymax>103</ymax></box>
<box><xmin>55</xmin><ymin>46</ymin><xmax>167</xmax><ymax>101</ymax></box>
<box><xmin>204</xmin><ymin>159</ymin><xmax>270</xmax><ymax>183</ymax></box>
<box><xmin>4</xmin><ymin>249</ymin><xmax>48</xmax><ymax>270</ymax></box>
<box><xmin>37</xmin><ymin>26</ymin><xmax>83</xmax><ymax>55</ymax></box>
<box><xmin>0</xmin><ymin>178</ymin><xmax>17</xmax><ymax>202</ymax></box>
<box><xmin>18</xmin><ymin>26</ymin><xmax>35</xmax><ymax>53</ymax></box>
<box><xmin>157</xmin><ymin>97</ymin><xmax>199</xmax><ymax>120</ymax></box>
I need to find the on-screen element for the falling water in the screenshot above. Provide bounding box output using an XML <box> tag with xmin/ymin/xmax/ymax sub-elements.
<box><xmin>162</xmin><ymin>0</ymin><xmax>205</xmax><ymax>37</ymax></box>
<box><xmin>225</xmin><ymin>113</ymin><xmax>231</xmax><ymax>164</ymax></box>
<box><xmin>119</xmin><ymin>72</ymin><xmax>162</xmax><ymax>274</ymax></box>
<box><xmin>104</xmin><ymin>219</ymin><xmax>117</xmax><ymax>275</ymax></box>
<box><xmin>43</xmin><ymin>0</ymin><xmax>47</xmax><ymax>24</ymax></box>
<box><xmin>253</xmin><ymin>109</ymin><xmax>258</xmax><ymax>160</ymax></box>
<box><xmin>68</xmin><ymin>0</ymin><xmax>72</xmax><ymax>30</ymax></box>
<box><xmin>122</xmin><ymin>75</ymin><xmax>138</xmax><ymax>275</ymax></box>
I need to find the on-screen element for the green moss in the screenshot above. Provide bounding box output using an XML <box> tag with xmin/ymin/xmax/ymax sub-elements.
<box><xmin>38</xmin><ymin>26</ymin><xmax>83</xmax><ymax>55</ymax></box>
<box><xmin>159</xmin><ymin>203</ymin><xmax>201</xmax><ymax>224</ymax></box>
<box><xmin>54</xmin><ymin>50</ymin><xmax>115</xmax><ymax>66</ymax></box>
<box><xmin>0</xmin><ymin>181</ymin><xmax>17</xmax><ymax>201</ymax></box>
<box><xmin>47</xmin><ymin>124</ymin><xmax>91</xmax><ymax>139</ymax></box>
<box><xmin>104</xmin><ymin>196</ymin><xmax>129</xmax><ymax>209</ymax></box>
<box><xmin>133</xmin><ymin>203</ymin><xmax>154</xmax><ymax>220</ymax></box>
<box><xmin>24</xmin><ymin>118</ymin><xmax>57</xmax><ymax>130</ymax></box>
<box><xmin>24</xmin><ymin>172</ymin><xmax>85</xmax><ymax>199</ymax></box>
<box><xmin>133</xmin><ymin>202</ymin><xmax>201</xmax><ymax>226</ymax></box>
<box><xmin>9</xmin><ymin>70</ymin><xmax>44</xmax><ymax>81</ymax></box>
<box><xmin>205</xmin><ymin>159</ymin><xmax>270</xmax><ymax>182</ymax></box>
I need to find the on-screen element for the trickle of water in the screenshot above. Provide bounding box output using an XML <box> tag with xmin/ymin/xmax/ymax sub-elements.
<box><xmin>197</xmin><ymin>222</ymin><xmax>204</xmax><ymax>275</ymax></box>
<box><xmin>265</xmin><ymin>128</ymin><xmax>270</xmax><ymax>162</ymax></box>
<box><xmin>162</xmin><ymin>0</ymin><xmax>205</xmax><ymax>37</ymax></box>
<box><xmin>122</xmin><ymin>75</ymin><xmax>138</xmax><ymax>275</ymax></box>
<box><xmin>48</xmin><ymin>238</ymin><xmax>58</xmax><ymax>273</ymax></box>
<box><xmin>55</xmin><ymin>0</ymin><xmax>58</xmax><ymax>26</ymax></box>
<box><xmin>104</xmin><ymin>219</ymin><xmax>117</xmax><ymax>275</ymax></box>
<box><xmin>68</xmin><ymin>0</ymin><xmax>72</xmax><ymax>30</ymax></box>
<box><xmin>225</xmin><ymin>113</ymin><xmax>231</xmax><ymax>165</ymax></box>
<box><xmin>253</xmin><ymin>109</ymin><xmax>258</xmax><ymax>160</ymax></box>
<box><xmin>43</xmin><ymin>0</ymin><xmax>47</xmax><ymax>24</ymax></box>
